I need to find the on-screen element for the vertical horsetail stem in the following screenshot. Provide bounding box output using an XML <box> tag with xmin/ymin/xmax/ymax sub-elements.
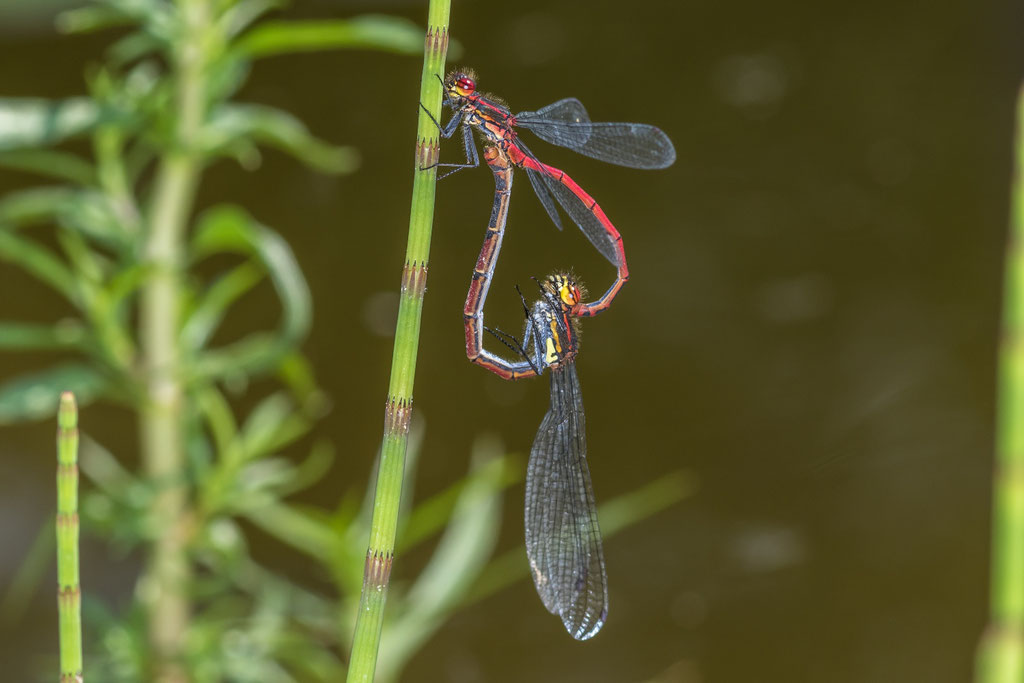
<box><xmin>57</xmin><ymin>392</ymin><xmax>83</xmax><ymax>683</ymax></box>
<box><xmin>344</xmin><ymin>3</ymin><xmax>451</xmax><ymax>681</ymax></box>
<box><xmin>975</xmin><ymin>85</ymin><xmax>1024</xmax><ymax>683</ymax></box>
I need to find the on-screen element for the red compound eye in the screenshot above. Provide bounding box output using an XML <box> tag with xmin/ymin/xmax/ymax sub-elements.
<box><xmin>457</xmin><ymin>76</ymin><xmax>476</xmax><ymax>94</ymax></box>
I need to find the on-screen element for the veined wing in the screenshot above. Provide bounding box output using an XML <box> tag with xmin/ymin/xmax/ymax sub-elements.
<box><xmin>518</xmin><ymin>99</ymin><xmax>675</xmax><ymax>170</ymax></box>
<box><xmin>525</xmin><ymin>166</ymin><xmax>623</xmax><ymax>267</ymax></box>
<box><xmin>517</xmin><ymin>98</ymin><xmax>592</xmax><ymax>150</ymax></box>
<box><xmin>524</xmin><ymin>363</ymin><xmax>608</xmax><ymax>640</ymax></box>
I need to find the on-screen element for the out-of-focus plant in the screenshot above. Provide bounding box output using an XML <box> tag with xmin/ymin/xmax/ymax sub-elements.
<box><xmin>975</xmin><ymin>84</ymin><xmax>1024</xmax><ymax>683</ymax></box>
<box><xmin>1</xmin><ymin>2</ymin><xmax>692</xmax><ymax>681</ymax></box>
<box><xmin>0</xmin><ymin>1</ymin><xmax>467</xmax><ymax>680</ymax></box>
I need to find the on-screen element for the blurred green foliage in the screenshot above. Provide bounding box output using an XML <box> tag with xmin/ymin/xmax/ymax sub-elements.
<box><xmin>0</xmin><ymin>2</ymin><xmax>688</xmax><ymax>681</ymax></box>
<box><xmin>0</xmin><ymin>2</ymin><xmax>511</xmax><ymax>681</ymax></box>
<box><xmin>974</xmin><ymin>86</ymin><xmax>1024</xmax><ymax>683</ymax></box>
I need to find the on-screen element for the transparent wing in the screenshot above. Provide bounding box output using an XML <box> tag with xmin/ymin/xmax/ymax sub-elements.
<box><xmin>527</xmin><ymin>167</ymin><xmax>622</xmax><ymax>267</ymax></box>
<box><xmin>517</xmin><ymin>99</ymin><xmax>675</xmax><ymax>170</ymax></box>
<box><xmin>526</xmin><ymin>165</ymin><xmax>566</xmax><ymax>232</ymax></box>
<box><xmin>517</xmin><ymin>98</ymin><xmax>592</xmax><ymax>149</ymax></box>
<box><xmin>524</xmin><ymin>364</ymin><xmax>608</xmax><ymax>640</ymax></box>
<box><xmin>520</xmin><ymin>97</ymin><xmax>591</xmax><ymax>125</ymax></box>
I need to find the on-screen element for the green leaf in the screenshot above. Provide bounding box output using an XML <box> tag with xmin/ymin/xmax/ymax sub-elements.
<box><xmin>196</xmin><ymin>386</ymin><xmax>316</xmax><ymax>517</ymax></box>
<box><xmin>191</xmin><ymin>334</ymin><xmax>301</xmax><ymax>382</ymax></box>
<box><xmin>0</xmin><ymin>230</ymin><xmax>79</xmax><ymax>303</ymax></box>
<box><xmin>398</xmin><ymin>450</ymin><xmax>521</xmax><ymax>553</ymax></box>
<box><xmin>0</xmin><ymin>150</ymin><xmax>96</xmax><ymax>185</ymax></box>
<box><xmin>378</xmin><ymin>436</ymin><xmax>507</xmax><ymax>682</ymax></box>
<box><xmin>55</xmin><ymin>222</ymin><xmax>104</xmax><ymax>284</ymax></box>
<box><xmin>58</xmin><ymin>188</ymin><xmax>134</xmax><ymax>254</ymax></box>
<box><xmin>0</xmin><ymin>320</ymin><xmax>89</xmax><ymax>351</ymax></box>
<box><xmin>60</xmin><ymin>0</ymin><xmax>176</xmax><ymax>43</ymax></box>
<box><xmin>202</xmin><ymin>54</ymin><xmax>253</xmax><ymax>105</ymax></box>
<box><xmin>196</xmin><ymin>385</ymin><xmax>240</xmax><ymax>464</ymax></box>
<box><xmin>78</xmin><ymin>437</ymin><xmax>151</xmax><ymax>547</ymax></box>
<box><xmin>88</xmin><ymin>60</ymin><xmax>162</xmax><ymax>117</ymax></box>
<box><xmin>107</xmin><ymin>30</ymin><xmax>163</xmax><ymax>66</ymax></box>
<box><xmin>52</xmin><ymin>229</ymin><xmax>137</xmax><ymax>369</ymax></box>
<box><xmin>56</xmin><ymin>5</ymin><xmax>135</xmax><ymax>34</ymax></box>
<box><xmin>220</xmin><ymin>0</ymin><xmax>284</xmax><ymax>38</ymax></box>
<box><xmin>224</xmin><ymin>444</ymin><xmax>331</xmax><ymax>506</ymax></box>
<box><xmin>239</xmin><ymin>392</ymin><xmax>305</xmax><ymax>457</ymax></box>
<box><xmin>244</xmin><ymin>501</ymin><xmax>335</xmax><ymax>562</ymax></box>
<box><xmin>0</xmin><ymin>362</ymin><xmax>108</xmax><ymax>424</ymax></box>
<box><xmin>274</xmin><ymin>633</ymin><xmax>345</xmax><ymax>682</ymax></box>
<box><xmin>235</xmin><ymin>456</ymin><xmax>309</xmax><ymax>501</ymax></box>
<box><xmin>0</xmin><ymin>186</ymin><xmax>78</xmax><ymax>226</ymax></box>
<box><xmin>181</xmin><ymin>262</ymin><xmax>263</xmax><ymax>351</ymax></box>
<box><xmin>0</xmin><ymin>186</ymin><xmax>132</xmax><ymax>252</ymax></box>
<box><xmin>0</xmin><ymin>518</ymin><xmax>53</xmax><ymax>622</ymax></box>
<box><xmin>0</xmin><ymin>97</ymin><xmax>102</xmax><ymax>150</ymax></box>
<box><xmin>276</xmin><ymin>351</ymin><xmax>327</xmax><ymax>411</ymax></box>
<box><xmin>597</xmin><ymin>469</ymin><xmax>697</xmax><ymax>536</ymax></box>
<box><xmin>188</xmin><ymin>205</ymin><xmax>313</xmax><ymax>380</ymax></box>
<box><xmin>270</xmin><ymin>439</ymin><xmax>333</xmax><ymax>496</ymax></box>
<box><xmin>235</xmin><ymin>15</ymin><xmax>425</xmax><ymax>59</ymax></box>
<box><xmin>106</xmin><ymin>262</ymin><xmax>151</xmax><ymax>318</ymax></box>
<box><xmin>190</xmin><ymin>205</ymin><xmax>309</xmax><ymax>329</ymax></box>
<box><xmin>205</xmin><ymin>103</ymin><xmax>359</xmax><ymax>174</ymax></box>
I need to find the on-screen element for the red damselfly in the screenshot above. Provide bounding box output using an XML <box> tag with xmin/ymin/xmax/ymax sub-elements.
<box><xmin>465</xmin><ymin>144</ymin><xmax>609</xmax><ymax>639</ymax></box>
<box><xmin>431</xmin><ymin>69</ymin><xmax>675</xmax><ymax>315</ymax></box>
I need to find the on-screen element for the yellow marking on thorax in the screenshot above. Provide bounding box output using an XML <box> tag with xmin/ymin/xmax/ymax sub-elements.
<box><xmin>544</xmin><ymin>318</ymin><xmax>564</xmax><ymax>365</ymax></box>
<box><xmin>544</xmin><ymin>337</ymin><xmax>558</xmax><ymax>365</ymax></box>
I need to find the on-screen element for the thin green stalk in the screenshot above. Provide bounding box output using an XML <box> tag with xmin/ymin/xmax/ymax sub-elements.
<box><xmin>976</xmin><ymin>84</ymin><xmax>1024</xmax><ymax>683</ymax></box>
<box><xmin>139</xmin><ymin>1</ymin><xmax>211</xmax><ymax>680</ymax></box>
<box><xmin>57</xmin><ymin>392</ymin><xmax>83</xmax><ymax>683</ymax></box>
<box><xmin>345</xmin><ymin>3</ymin><xmax>450</xmax><ymax>681</ymax></box>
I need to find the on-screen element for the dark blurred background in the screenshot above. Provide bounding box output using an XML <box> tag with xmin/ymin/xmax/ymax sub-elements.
<box><xmin>2</xmin><ymin>0</ymin><xmax>1022</xmax><ymax>681</ymax></box>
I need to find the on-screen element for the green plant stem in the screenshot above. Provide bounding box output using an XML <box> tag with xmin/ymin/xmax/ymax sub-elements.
<box><xmin>345</xmin><ymin>4</ymin><xmax>450</xmax><ymax>681</ymax></box>
<box><xmin>139</xmin><ymin>1</ymin><xmax>210</xmax><ymax>680</ymax></box>
<box><xmin>57</xmin><ymin>392</ymin><xmax>83</xmax><ymax>683</ymax></box>
<box><xmin>976</xmin><ymin>84</ymin><xmax>1024</xmax><ymax>683</ymax></box>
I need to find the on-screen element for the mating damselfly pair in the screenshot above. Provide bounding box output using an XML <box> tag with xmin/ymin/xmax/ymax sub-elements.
<box><xmin>431</xmin><ymin>69</ymin><xmax>675</xmax><ymax>639</ymax></box>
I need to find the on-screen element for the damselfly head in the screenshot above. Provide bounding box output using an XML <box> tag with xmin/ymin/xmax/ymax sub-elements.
<box><xmin>444</xmin><ymin>69</ymin><xmax>477</xmax><ymax>99</ymax></box>
<box><xmin>543</xmin><ymin>273</ymin><xmax>584</xmax><ymax>311</ymax></box>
